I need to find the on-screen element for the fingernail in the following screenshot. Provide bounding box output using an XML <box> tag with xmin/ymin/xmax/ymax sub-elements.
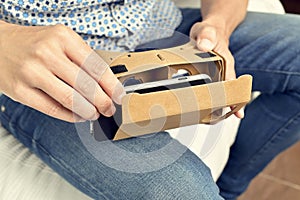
<box><xmin>239</xmin><ymin>109</ymin><xmax>245</xmax><ymax>119</ymax></box>
<box><xmin>198</xmin><ymin>39</ymin><xmax>214</xmax><ymax>51</ymax></box>
<box><xmin>116</xmin><ymin>90</ymin><xmax>126</xmax><ymax>105</ymax></box>
<box><xmin>78</xmin><ymin>118</ymin><xmax>86</xmax><ymax>122</ymax></box>
<box><xmin>113</xmin><ymin>82</ymin><xmax>126</xmax><ymax>105</ymax></box>
<box><xmin>91</xmin><ymin>112</ymin><xmax>100</xmax><ymax>120</ymax></box>
<box><xmin>103</xmin><ymin>104</ymin><xmax>116</xmax><ymax>117</ymax></box>
<box><xmin>241</xmin><ymin>109</ymin><xmax>245</xmax><ymax>118</ymax></box>
<box><xmin>75</xmin><ymin>116</ymin><xmax>86</xmax><ymax>122</ymax></box>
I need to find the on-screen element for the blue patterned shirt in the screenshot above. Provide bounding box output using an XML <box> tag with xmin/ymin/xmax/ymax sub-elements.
<box><xmin>0</xmin><ymin>0</ymin><xmax>182</xmax><ymax>51</ymax></box>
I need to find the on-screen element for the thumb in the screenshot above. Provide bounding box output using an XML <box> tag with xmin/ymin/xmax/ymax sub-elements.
<box><xmin>195</xmin><ymin>26</ymin><xmax>217</xmax><ymax>51</ymax></box>
<box><xmin>190</xmin><ymin>23</ymin><xmax>217</xmax><ymax>52</ymax></box>
<box><xmin>197</xmin><ymin>38</ymin><xmax>215</xmax><ymax>52</ymax></box>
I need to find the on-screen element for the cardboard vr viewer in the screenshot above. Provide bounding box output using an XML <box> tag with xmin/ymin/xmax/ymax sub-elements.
<box><xmin>95</xmin><ymin>42</ymin><xmax>253</xmax><ymax>141</ymax></box>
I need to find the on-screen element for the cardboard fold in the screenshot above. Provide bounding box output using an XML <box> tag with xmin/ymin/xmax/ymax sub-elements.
<box><xmin>95</xmin><ymin>42</ymin><xmax>253</xmax><ymax>141</ymax></box>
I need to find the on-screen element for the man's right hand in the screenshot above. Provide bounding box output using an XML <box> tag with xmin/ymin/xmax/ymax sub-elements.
<box><xmin>0</xmin><ymin>22</ymin><xmax>125</xmax><ymax>122</ymax></box>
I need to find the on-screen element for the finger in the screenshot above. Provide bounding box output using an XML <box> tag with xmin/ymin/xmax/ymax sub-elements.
<box><xmin>80</xmin><ymin>51</ymin><xmax>125</xmax><ymax>105</ymax></box>
<box><xmin>75</xmin><ymin>68</ymin><xmax>117</xmax><ymax>116</ymax></box>
<box><xmin>222</xmin><ymin>49</ymin><xmax>236</xmax><ymax>81</ymax></box>
<box><xmin>21</xmin><ymin>86</ymin><xmax>83</xmax><ymax>122</ymax></box>
<box><xmin>60</xmin><ymin>30</ymin><xmax>125</xmax><ymax>105</ymax></box>
<box><xmin>38</xmin><ymin>71</ymin><xmax>99</xmax><ymax>120</ymax></box>
<box><xmin>50</xmin><ymin>56</ymin><xmax>116</xmax><ymax>116</ymax></box>
<box><xmin>192</xmin><ymin>25</ymin><xmax>217</xmax><ymax>51</ymax></box>
<box><xmin>231</xmin><ymin>106</ymin><xmax>245</xmax><ymax>119</ymax></box>
<box><xmin>197</xmin><ymin>38</ymin><xmax>215</xmax><ymax>52</ymax></box>
<box><xmin>235</xmin><ymin>109</ymin><xmax>245</xmax><ymax>119</ymax></box>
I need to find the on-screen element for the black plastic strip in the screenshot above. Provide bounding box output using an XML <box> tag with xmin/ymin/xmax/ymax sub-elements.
<box><xmin>195</xmin><ymin>52</ymin><xmax>215</xmax><ymax>59</ymax></box>
<box><xmin>110</xmin><ymin>64</ymin><xmax>128</xmax><ymax>74</ymax></box>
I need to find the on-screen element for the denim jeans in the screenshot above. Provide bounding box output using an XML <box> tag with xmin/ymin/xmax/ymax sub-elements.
<box><xmin>170</xmin><ymin>9</ymin><xmax>299</xmax><ymax>199</ymax></box>
<box><xmin>217</xmin><ymin>12</ymin><xmax>300</xmax><ymax>199</ymax></box>
<box><xmin>0</xmin><ymin>9</ymin><xmax>300</xmax><ymax>200</ymax></box>
<box><xmin>177</xmin><ymin>8</ymin><xmax>300</xmax><ymax>200</ymax></box>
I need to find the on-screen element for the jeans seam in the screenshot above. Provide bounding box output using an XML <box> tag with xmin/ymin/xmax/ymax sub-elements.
<box><xmin>0</xmin><ymin>100</ymin><xmax>26</xmax><ymax>132</ymax></box>
<box><xmin>282</xmin><ymin>74</ymin><xmax>291</xmax><ymax>92</ymax></box>
<box><xmin>27</xmin><ymin>126</ymin><xmax>110</xmax><ymax>199</ymax></box>
<box><xmin>256</xmin><ymin>95</ymin><xmax>286</xmax><ymax>121</ymax></box>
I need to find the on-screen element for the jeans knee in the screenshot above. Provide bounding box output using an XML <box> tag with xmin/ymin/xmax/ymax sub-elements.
<box><xmin>141</xmin><ymin>171</ymin><xmax>222</xmax><ymax>200</ymax></box>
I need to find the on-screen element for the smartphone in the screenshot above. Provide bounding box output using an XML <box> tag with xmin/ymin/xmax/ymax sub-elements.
<box><xmin>124</xmin><ymin>74</ymin><xmax>212</xmax><ymax>94</ymax></box>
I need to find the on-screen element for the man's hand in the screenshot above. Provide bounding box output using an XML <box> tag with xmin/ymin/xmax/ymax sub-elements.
<box><xmin>190</xmin><ymin>20</ymin><xmax>244</xmax><ymax>118</ymax></box>
<box><xmin>190</xmin><ymin>20</ymin><xmax>236</xmax><ymax>81</ymax></box>
<box><xmin>0</xmin><ymin>22</ymin><xmax>125</xmax><ymax>122</ymax></box>
<box><xmin>192</xmin><ymin>0</ymin><xmax>248</xmax><ymax>118</ymax></box>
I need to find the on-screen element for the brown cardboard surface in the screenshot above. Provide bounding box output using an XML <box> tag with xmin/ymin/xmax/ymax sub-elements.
<box><xmin>96</xmin><ymin>42</ymin><xmax>252</xmax><ymax>140</ymax></box>
<box><xmin>97</xmin><ymin>42</ymin><xmax>225</xmax><ymax>80</ymax></box>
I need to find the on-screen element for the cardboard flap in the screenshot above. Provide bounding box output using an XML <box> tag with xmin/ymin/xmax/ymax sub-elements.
<box><xmin>113</xmin><ymin>75</ymin><xmax>252</xmax><ymax>140</ymax></box>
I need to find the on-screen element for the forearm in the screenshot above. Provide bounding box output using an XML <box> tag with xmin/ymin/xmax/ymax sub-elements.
<box><xmin>201</xmin><ymin>0</ymin><xmax>248</xmax><ymax>38</ymax></box>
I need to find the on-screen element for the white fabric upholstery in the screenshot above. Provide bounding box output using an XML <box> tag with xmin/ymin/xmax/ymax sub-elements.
<box><xmin>0</xmin><ymin>1</ymin><xmax>285</xmax><ymax>199</ymax></box>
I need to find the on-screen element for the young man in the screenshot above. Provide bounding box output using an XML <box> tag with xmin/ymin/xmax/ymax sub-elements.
<box><xmin>0</xmin><ymin>0</ymin><xmax>299</xmax><ymax>199</ymax></box>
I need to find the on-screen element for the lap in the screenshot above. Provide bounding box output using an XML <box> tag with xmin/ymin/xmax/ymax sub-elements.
<box><xmin>0</xmin><ymin>95</ymin><xmax>223</xmax><ymax>199</ymax></box>
<box><xmin>230</xmin><ymin>12</ymin><xmax>300</xmax><ymax>94</ymax></box>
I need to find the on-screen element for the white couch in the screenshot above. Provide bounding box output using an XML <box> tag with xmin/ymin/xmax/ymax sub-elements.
<box><xmin>0</xmin><ymin>1</ymin><xmax>285</xmax><ymax>199</ymax></box>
